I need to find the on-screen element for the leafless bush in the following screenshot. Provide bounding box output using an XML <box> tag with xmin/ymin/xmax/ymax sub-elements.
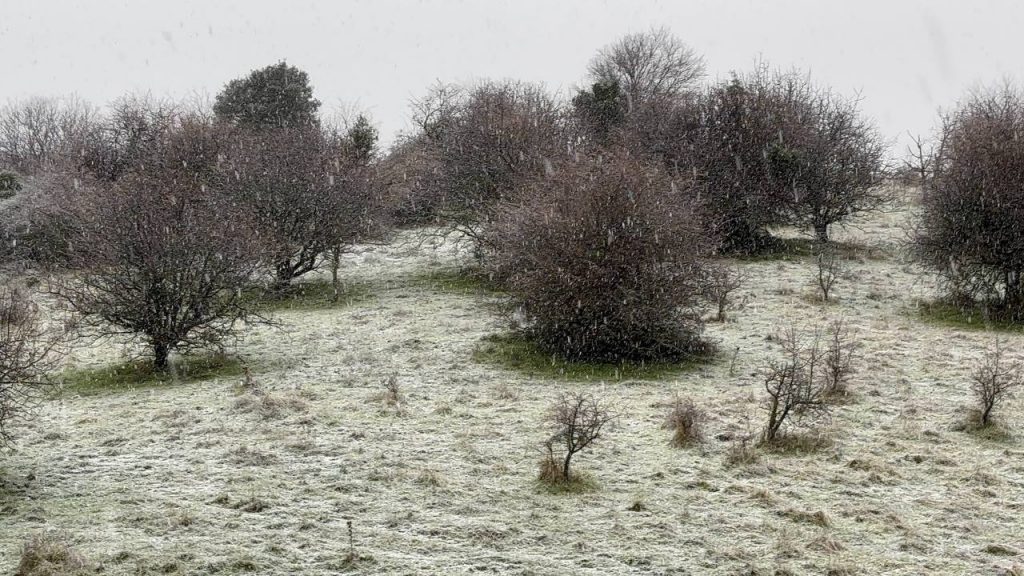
<box><xmin>815</xmin><ymin>243</ymin><xmax>844</xmax><ymax>302</ymax></box>
<box><xmin>79</xmin><ymin>94</ymin><xmax>182</xmax><ymax>182</ymax></box>
<box><xmin>664</xmin><ymin>396</ymin><xmax>705</xmax><ymax>447</ymax></box>
<box><xmin>382</xmin><ymin>375</ymin><xmax>402</xmax><ymax>407</ymax></box>
<box><xmin>408</xmin><ymin>80</ymin><xmax>568</xmax><ymax>253</ymax></box>
<box><xmin>822</xmin><ymin>318</ymin><xmax>858</xmax><ymax>398</ymax></box>
<box><xmin>222</xmin><ymin>125</ymin><xmax>381</xmax><ymax>288</ymax></box>
<box><xmin>0</xmin><ymin>285</ymin><xmax>63</xmax><ymax>450</ymax></box>
<box><xmin>540</xmin><ymin>392</ymin><xmax>613</xmax><ymax>484</ymax></box>
<box><xmin>16</xmin><ymin>531</ymin><xmax>87</xmax><ymax>576</ymax></box>
<box><xmin>586</xmin><ymin>27</ymin><xmax>705</xmax><ymax>111</ymax></box>
<box><xmin>668</xmin><ymin>65</ymin><xmax>812</xmax><ymax>252</ymax></box>
<box><xmin>52</xmin><ymin>117</ymin><xmax>267</xmax><ymax>370</ymax></box>
<box><xmin>487</xmin><ymin>150</ymin><xmax>714</xmax><ymax>362</ymax></box>
<box><xmin>913</xmin><ymin>82</ymin><xmax>1024</xmax><ymax>318</ymax></box>
<box><xmin>702</xmin><ymin>263</ymin><xmax>745</xmax><ymax>321</ymax></box>
<box><xmin>970</xmin><ymin>339</ymin><xmax>1021</xmax><ymax>427</ymax></box>
<box><xmin>785</xmin><ymin>90</ymin><xmax>889</xmax><ymax>242</ymax></box>
<box><xmin>0</xmin><ymin>96</ymin><xmax>101</xmax><ymax>175</ymax></box>
<box><xmin>376</xmin><ymin>134</ymin><xmax>446</xmax><ymax>226</ymax></box>
<box><xmin>655</xmin><ymin>63</ymin><xmax>886</xmax><ymax>251</ymax></box>
<box><xmin>761</xmin><ymin>327</ymin><xmax>832</xmax><ymax>444</ymax></box>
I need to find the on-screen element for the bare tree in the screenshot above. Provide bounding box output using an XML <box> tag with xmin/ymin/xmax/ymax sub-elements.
<box><xmin>761</xmin><ymin>327</ymin><xmax>831</xmax><ymax>443</ymax></box>
<box><xmin>786</xmin><ymin>89</ymin><xmax>889</xmax><ymax>242</ymax></box>
<box><xmin>822</xmin><ymin>317</ymin><xmax>858</xmax><ymax>397</ymax></box>
<box><xmin>80</xmin><ymin>94</ymin><xmax>181</xmax><ymax>182</ymax></box>
<box><xmin>409</xmin><ymin>81</ymin><xmax>464</xmax><ymax>143</ymax></box>
<box><xmin>53</xmin><ymin>118</ymin><xmax>267</xmax><ymax>370</ymax></box>
<box><xmin>587</xmin><ymin>27</ymin><xmax>705</xmax><ymax>112</ymax></box>
<box><xmin>540</xmin><ymin>392</ymin><xmax>614</xmax><ymax>483</ymax></box>
<box><xmin>815</xmin><ymin>243</ymin><xmax>844</xmax><ymax>302</ymax></box>
<box><xmin>0</xmin><ymin>95</ymin><xmax>101</xmax><ymax>174</ymax></box>
<box><xmin>913</xmin><ymin>82</ymin><xmax>1024</xmax><ymax>317</ymax></box>
<box><xmin>433</xmin><ymin>80</ymin><xmax>568</xmax><ymax>250</ymax></box>
<box><xmin>0</xmin><ymin>285</ymin><xmax>64</xmax><ymax>449</ymax></box>
<box><xmin>904</xmin><ymin>132</ymin><xmax>933</xmax><ymax>185</ymax></box>
<box><xmin>970</xmin><ymin>339</ymin><xmax>1021</xmax><ymax>427</ymax></box>
<box><xmin>222</xmin><ymin>125</ymin><xmax>378</xmax><ymax>288</ymax></box>
<box><xmin>486</xmin><ymin>150</ymin><xmax>713</xmax><ymax>362</ymax></box>
<box><xmin>702</xmin><ymin>263</ymin><xmax>745</xmax><ymax>321</ymax></box>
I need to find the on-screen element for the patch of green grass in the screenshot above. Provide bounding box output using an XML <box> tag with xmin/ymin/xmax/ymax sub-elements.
<box><xmin>58</xmin><ymin>354</ymin><xmax>245</xmax><ymax>396</ymax></box>
<box><xmin>403</xmin><ymin>268</ymin><xmax>504</xmax><ymax>294</ymax></box>
<box><xmin>913</xmin><ymin>299</ymin><xmax>1024</xmax><ymax>332</ymax></box>
<box><xmin>733</xmin><ymin>237</ymin><xmax>886</xmax><ymax>262</ymax></box>
<box><xmin>472</xmin><ymin>333</ymin><xmax>712</xmax><ymax>381</ymax></box>
<box><xmin>254</xmin><ymin>280</ymin><xmax>375</xmax><ymax>312</ymax></box>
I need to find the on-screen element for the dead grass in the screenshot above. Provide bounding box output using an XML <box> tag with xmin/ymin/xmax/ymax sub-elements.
<box><xmin>16</xmin><ymin>532</ymin><xmax>88</xmax><ymax>576</ymax></box>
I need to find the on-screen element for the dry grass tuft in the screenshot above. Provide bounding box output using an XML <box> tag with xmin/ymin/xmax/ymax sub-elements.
<box><xmin>779</xmin><ymin>508</ymin><xmax>831</xmax><ymax>527</ymax></box>
<box><xmin>724</xmin><ymin>438</ymin><xmax>761</xmax><ymax>468</ymax></box>
<box><xmin>16</xmin><ymin>532</ymin><xmax>88</xmax><ymax>576</ymax></box>
<box><xmin>664</xmin><ymin>396</ymin><xmax>705</xmax><ymax>447</ymax></box>
<box><xmin>233</xmin><ymin>389</ymin><xmax>310</xmax><ymax>420</ymax></box>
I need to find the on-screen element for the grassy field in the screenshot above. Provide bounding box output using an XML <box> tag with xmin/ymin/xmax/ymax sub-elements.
<box><xmin>2</xmin><ymin>191</ymin><xmax>1024</xmax><ymax>575</ymax></box>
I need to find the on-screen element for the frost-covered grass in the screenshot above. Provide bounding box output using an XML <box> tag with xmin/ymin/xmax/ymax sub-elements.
<box><xmin>3</xmin><ymin>195</ymin><xmax>1024</xmax><ymax>575</ymax></box>
<box><xmin>253</xmin><ymin>279</ymin><xmax>376</xmax><ymax>312</ymax></box>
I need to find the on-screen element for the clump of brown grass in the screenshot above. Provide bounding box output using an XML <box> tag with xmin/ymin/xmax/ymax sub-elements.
<box><xmin>663</xmin><ymin>396</ymin><xmax>705</xmax><ymax>447</ymax></box>
<box><xmin>233</xmin><ymin>389</ymin><xmax>310</xmax><ymax>420</ymax></box>
<box><xmin>16</xmin><ymin>532</ymin><xmax>88</xmax><ymax>576</ymax></box>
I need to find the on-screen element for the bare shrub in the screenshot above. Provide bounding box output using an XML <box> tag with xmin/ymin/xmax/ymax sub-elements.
<box><xmin>913</xmin><ymin>82</ymin><xmax>1024</xmax><ymax>317</ymax></box>
<box><xmin>970</xmin><ymin>339</ymin><xmax>1021</xmax><ymax>427</ymax></box>
<box><xmin>0</xmin><ymin>285</ymin><xmax>63</xmax><ymax>450</ymax></box>
<box><xmin>487</xmin><ymin>150</ymin><xmax>713</xmax><ymax>362</ymax></box>
<box><xmin>586</xmin><ymin>27</ymin><xmax>705</xmax><ymax>111</ymax></box>
<box><xmin>222</xmin><ymin>125</ymin><xmax>381</xmax><ymax>287</ymax></box>
<box><xmin>655</xmin><ymin>63</ymin><xmax>887</xmax><ymax>251</ymax></box>
<box><xmin>702</xmin><ymin>263</ymin><xmax>745</xmax><ymax>321</ymax></box>
<box><xmin>822</xmin><ymin>318</ymin><xmax>858</xmax><ymax>398</ymax></box>
<box><xmin>0</xmin><ymin>95</ymin><xmax>100</xmax><ymax>175</ymax></box>
<box><xmin>761</xmin><ymin>327</ymin><xmax>832</xmax><ymax>444</ymax></box>
<box><xmin>376</xmin><ymin>134</ymin><xmax>446</xmax><ymax>226</ymax></box>
<box><xmin>664</xmin><ymin>396</ymin><xmax>705</xmax><ymax>447</ymax></box>
<box><xmin>52</xmin><ymin>116</ymin><xmax>267</xmax><ymax>370</ymax></box>
<box><xmin>382</xmin><ymin>375</ymin><xmax>402</xmax><ymax>407</ymax></box>
<box><xmin>16</xmin><ymin>532</ymin><xmax>87</xmax><ymax>576</ymax></box>
<box><xmin>409</xmin><ymin>80</ymin><xmax>568</xmax><ymax>253</ymax></box>
<box><xmin>540</xmin><ymin>392</ymin><xmax>613</xmax><ymax>484</ymax></box>
<box><xmin>784</xmin><ymin>90</ymin><xmax>889</xmax><ymax>242</ymax></box>
<box><xmin>815</xmin><ymin>243</ymin><xmax>844</xmax><ymax>302</ymax></box>
<box><xmin>668</xmin><ymin>66</ymin><xmax>811</xmax><ymax>252</ymax></box>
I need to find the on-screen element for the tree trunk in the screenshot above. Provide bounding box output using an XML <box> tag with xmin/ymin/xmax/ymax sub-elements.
<box><xmin>814</xmin><ymin>221</ymin><xmax>829</xmax><ymax>243</ymax></box>
<box><xmin>272</xmin><ymin>261</ymin><xmax>294</xmax><ymax>292</ymax></box>
<box><xmin>330</xmin><ymin>246</ymin><xmax>341</xmax><ymax>303</ymax></box>
<box><xmin>562</xmin><ymin>453</ymin><xmax>572</xmax><ymax>482</ymax></box>
<box><xmin>1004</xmin><ymin>270</ymin><xmax>1022</xmax><ymax>312</ymax></box>
<box><xmin>153</xmin><ymin>341</ymin><xmax>170</xmax><ymax>371</ymax></box>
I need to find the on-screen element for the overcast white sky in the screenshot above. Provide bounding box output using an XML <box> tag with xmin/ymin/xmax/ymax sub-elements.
<box><xmin>1</xmin><ymin>0</ymin><xmax>1019</xmax><ymax>154</ymax></box>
